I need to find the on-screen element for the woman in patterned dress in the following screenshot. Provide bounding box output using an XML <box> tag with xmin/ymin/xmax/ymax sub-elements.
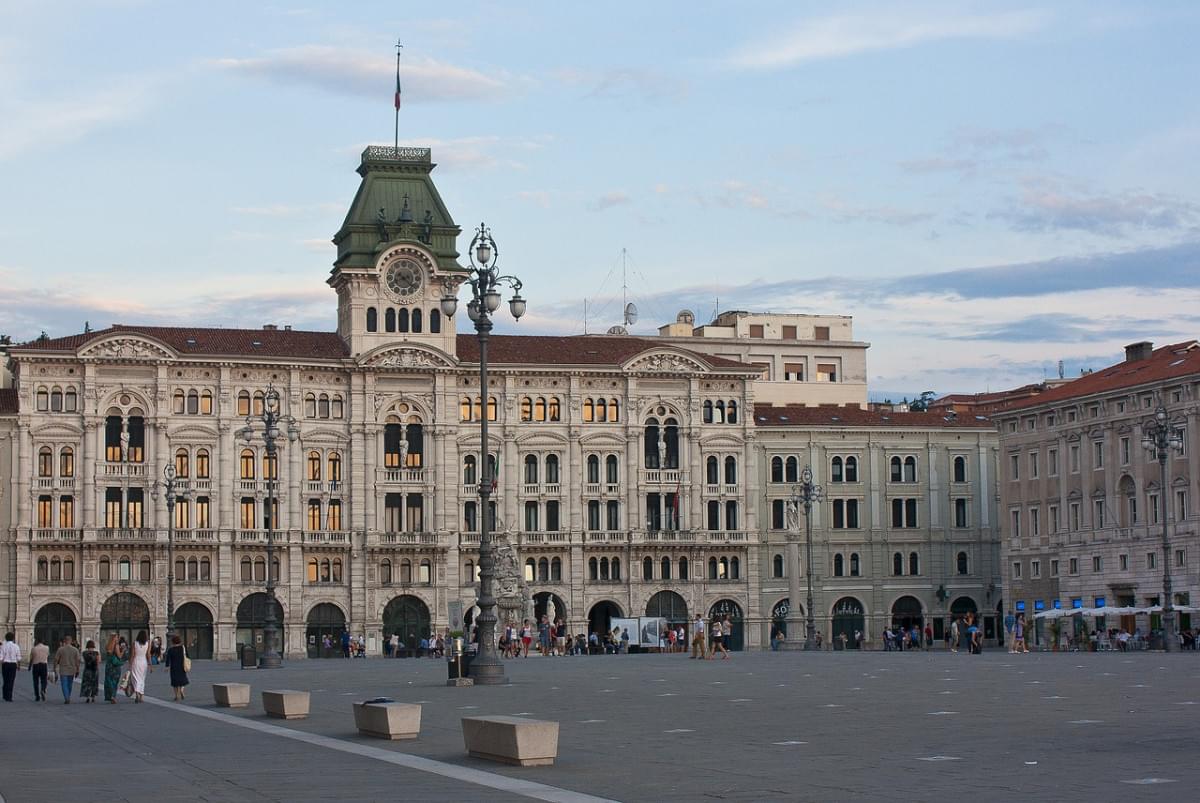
<box><xmin>103</xmin><ymin>634</ymin><xmax>125</xmax><ymax>703</ymax></box>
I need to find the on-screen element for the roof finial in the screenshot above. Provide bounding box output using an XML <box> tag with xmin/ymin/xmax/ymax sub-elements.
<box><xmin>394</xmin><ymin>39</ymin><xmax>403</xmax><ymax>152</ymax></box>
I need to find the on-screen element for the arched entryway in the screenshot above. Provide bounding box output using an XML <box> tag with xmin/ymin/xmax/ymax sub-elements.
<box><xmin>709</xmin><ymin>599</ymin><xmax>744</xmax><ymax>651</ymax></box>
<box><xmin>891</xmin><ymin>595</ymin><xmax>924</xmax><ymax>630</ymax></box>
<box><xmin>771</xmin><ymin>598</ymin><xmax>794</xmax><ymax>637</ymax></box>
<box><xmin>383</xmin><ymin>595</ymin><xmax>431</xmax><ymax>649</ymax></box>
<box><xmin>533</xmin><ymin>591</ymin><xmax>568</xmax><ymax>624</ymax></box>
<box><xmin>645</xmin><ymin>590</ymin><xmax>688</xmax><ymax>628</ymax></box>
<box><xmin>174</xmin><ymin>602</ymin><xmax>214</xmax><ymax>659</ymax></box>
<box><xmin>831</xmin><ymin>597</ymin><xmax>865</xmax><ymax>649</ymax></box>
<box><xmin>950</xmin><ymin>596</ymin><xmax>978</xmax><ymax>620</ymax></box>
<box><xmin>306</xmin><ymin>603</ymin><xmax>347</xmax><ymax>658</ymax></box>
<box><xmin>236</xmin><ymin>592</ymin><xmax>285</xmax><ymax>657</ymax></box>
<box><xmin>100</xmin><ymin>592</ymin><xmax>150</xmax><ymax>647</ymax></box>
<box><xmin>588</xmin><ymin>601</ymin><xmax>622</xmax><ymax>638</ymax></box>
<box><xmin>34</xmin><ymin>603</ymin><xmax>77</xmax><ymax>650</ymax></box>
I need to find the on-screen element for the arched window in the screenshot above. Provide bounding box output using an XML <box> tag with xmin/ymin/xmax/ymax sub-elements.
<box><xmin>366</xmin><ymin>307</ymin><xmax>378</xmax><ymax>332</ymax></box>
<box><xmin>334</xmin><ymin>558</ymin><xmax>345</xmax><ymax>583</ymax></box>
<box><xmin>953</xmin><ymin>456</ymin><xmax>966</xmax><ymax>483</ymax></box>
<box><xmin>609</xmin><ymin>399</ymin><xmax>620</xmax><ymax>422</ymax></box>
<box><xmin>903</xmin><ymin>456</ymin><xmax>917</xmax><ymax>483</ymax></box>
<box><xmin>400</xmin><ymin>559</ymin><xmax>412</xmax><ymax>584</ymax></box>
<box><xmin>773</xmin><ymin>553</ymin><xmax>784</xmax><ymax>578</ymax></box>
<box><xmin>429</xmin><ymin>309</ymin><xmax>441</xmax><ymax>333</ymax></box>
<box><xmin>583</xmin><ymin>399</ymin><xmax>594</xmax><ymax>422</ymax></box>
<box><xmin>599</xmin><ymin>557</ymin><xmax>610</xmax><ymax>581</ymax></box>
<box><xmin>463</xmin><ymin>560</ymin><xmax>474</xmax><ymax>584</ymax></box>
<box><xmin>771</xmin><ymin>456</ymin><xmax>783</xmax><ymax>483</ymax></box>
<box><xmin>708</xmin><ymin>557</ymin><xmax>719</xmax><ymax>579</ymax></box>
<box><xmin>524</xmin><ymin>454</ymin><xmax>539</xmax><ymax>485</ymax></box>
<box><xmin>833</xmin><ymin>554</ymin><xmax>844</xmax><ymax>577</ymax></box>
<box><xmin>240</xmin><ymin>557</ymin><xmax>252</xmax><ymax>582</ymax></box>
<box><xmin>187</xmin><ymin>558</ymin><xmax>199</xmax><ymax>581</ymax></box>
<box><xmin>463</xmin><ymin>455</ymin><xmax>477</xmax><ymax>486</ymax></box>
<box><xmin>551</xmin><ymin>557</ymin><xmax>562</xmax><ymax>582</ymax></box>
<box><xmin>237</xmin><ymin>391</ymin><xmax>251</xmax><ymax>416</ymax></box>
<box><xmin>196</xmin><ymin>449</ymin><xmax>210</xmax><ymax>479</ymax></box>
<box><xmin>643</xmin><ymin>556</ymin><xmax>654</xmax><ymax>580</ymax></box>
<box><xmin>534</xmin><ymin>397</ymin><xmax>547</xmax><ymax>422</ymax></box>
<box><xmin>38</xmin><ymin>447</ymin><xmax>52</xmax><ymax>477</ymax></box>
<box><xmin>548</xmin><ymin>397</ymin><xmax>561</xmax><ymax>421</ymax></box>
<box><xmin>199</xmin><ymin>557</ymin><xmax>209</xmax><ymax>581</ymax></box>
<box><xmin>595</xmin><ymin>398</ymin><xmax>606</xmax><ymax>422</ymax></box>
<box><xmin>332</xmin><ymin>396</ymin><xmax>344</xmax><ymax>418</ymax></box>
<box><xmin>380</xmin><ymin>559</ymin><xmax>392</xmax><ymax>585</ymax></box>
<box><xmin>36</xmin><ymin>388</ymin><xmax>48</xmax><ymax>411</ymax></box>
<box><xmin>98</xmin><ymin>557</ymin><xmax>111</xmax><ymax>582</ymax></box>
<box><xmin>47</xmin><ymin>388</ymin><xmax>61</xmax><ymax>412</ymax></box>
<box><xmin>397</xmin><ymin>308</ymin><xmax>409</xmax><ymax>333</ymax></box>
<box><xmin>37</xmin><ymin>557</ymin><xmax>48</xmax><ymax>581</ymax></box>
<box><xmin>460</xmin><ymin>397</ymin><xmax>473</xmax><ymax>422</ymax></box>
<box><xmin>252</xmin><ymin>392</ymin><xmax>265</xmax><ymax>416</ymax></box>
<box><xmin>785</xmin><ymin>457</ymin><xmax>798</xmax><ymax>483</ymax></box>
<box><xmin>706</xmin><ymin>456</ymin><xmax>719</xmax><ymax>485</ymax></box>
<box><xmin>306</xmin><ymin>558</ymin><xmax>318</xmax><ymax>583</ymax></box>
<box><xmin>139</xmin><ymin>558</ymin><xmax>151</xmax><ymax>582</ymax></box>
<box><xmin>318</xmin><ymin>394</ymin><xmax>330</xmax><ymax>419</ymax></box>
<box><xmin>727</xmin><ymin>400</ymin><xmax>738</xmax><ymax>423</ymax></box>
<box><xmin>719</xmin><ymin>557</ymin><xmax>729</xmax><ymax>579</ymax></box>
<box><xmin>305</xmin><ymin>393</ymin><xmax>317</xmax><ymax>418</ymax></box>
<box><xmin>186</xmin><ymin>390</ymin><xmax>199</xmax><ymax>415</ymax></box>
<box><xmin>956</xmin><ymin>551</ymin><xmax>969</xmax><ymax>575</ymax></box>
<box><xmin>328</xmin><ymin>452</ymin><xmax>342</xmax><ymax>483</ymax></box>
<box><xmin>200</xmin><ymin>390</ymin><xmax>213</xmax><ymax>415</ymax></box>
<box><xmin>849</xmin><ymin>553</ymin><xmax>860</xmax><ymax>577</ymax></box>
<box><xmin>385</xmin><ymin>308</ymin><xmax>396</xmax><ymax>332</ymax></box>
<box><xmin>724</xmin><ymin>456</ymin><xmax>737</xmax><ymax>484</ymax></box>
<box><xmin>307</xmin><ymin>451</ymin><xmax>322</xmax><ymax>481</ymax></box>
<box><xmin>59</xmin><ymin>447</ymin><xmax>74</xmax><ymax>478</ymax></box>
<box><xmin>703</xmin><ymin>400</ymin><xmax>713</xmax><ymax>424</ymax></box>
<box><xmin>49</xmin><ymin>557</ymin><xmax>61</xmax><ymax>581</ymax></box>
<box><xmin>661</xmin><ymin>556</ymin><xmax>671</xmax><ymax>580</ymax></box>
<box><xmin>893</xmin><ymin>552</ymin><xmax>904</xmax><ymax>576</ymax></box>
<box><xmin>172</xmin><ymin>390</ymin><xmax>185</xmax><ymax>414</ymax></box>
<box><xmin>679</xmin><ymin>556</ymin><xmax>689</xmax><ymax>580</ymax></box>
<box><xmin>606</xmin><ymin>455</ymin><xmax>619</xmax><ymax>485</ymax></box>
<box><xmin>586</xmin><ymin>455</ymin><xmax>600</xmax><ymax>484</ymax></box>
<box><xmin>730</xmin><ymin>556</ymin><xmax>740</xmax><ymax>579</ymax></box>
<box><xmin>909</xmin><ymin>551</ymin><xmax>920</xmax><ymax>576</ymax></box>
<box><xmin>714</xmin><ymin>400</ymin><xmax>725</xmax><ymax>423</ymax></box>
<box><xmin>411</xmin><ymin>308</ymin><xmax>422</xmax><ymax>333</ymax></box>
<box><xmin>538</xmin><ymin>557</ymin><xmax>550</xmax><ymax>582</ymax></box>
<box><xmin>320</xmin><ymin>559</ymin><xmax>331</xmax><ymax>582</ymax></box>
<box><xmin>831</xmin><ymin>456</ymin><xmax>843</xmax><ymax>483</ymax></box>
<box><xmin>845</xmin><ymin>456</ymin><xmax>858</xmax><ymax>482</ymax></box>
<box><xmin>240</xmin><ymin>449</ymin><xmax>255</xmax><ymax>479</ymax></box>
<box><xmin>589</xmin><ymin>557</ymin><xmax>598</xmax><ymax>580</ymax></box>
<box><xmin>611</xmin><ymin>557</ymin><xmax>621</xmax><ymax>580</ymax></box>
<box><xmin>890</xmin><ymin>456</ymin><xmax>902</xmax><ymax>482</ymax></box>
<box><xmin>174</xmin><ymin>448</ymin><xmax>189</xmax><ymax>478</ymax></box>
<box><xmin>545</xmin><ymin>454</ymin><xmax>560</xmax><ymax>485</ymax></box>
<box><xmin>486</xmin><ymin>396</ymin><xmax>497</xmax><ymax>421</ymax></box>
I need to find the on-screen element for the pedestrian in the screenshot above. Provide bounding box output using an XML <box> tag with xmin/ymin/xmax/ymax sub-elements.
<box><xmin>129</xmin><ymin>630</ymin><xmax>150</xmax><ymax>702</ymax></box>
<box><xmin>1014</xmin><ymin>614</ymin><xmax>1028</xmax><ymax>654</ymax></box>
<box><xmin>29</xmin><ymin>637</ymin><xmax>50</xmax><ymax>702</ymax></box>
<box><xmin>103</xmin><ymin>634</ymin><xmax>125</xmax><ymax>703</ymax></box>
<box><xmin>1004</xmin><ymin>609</ymin><xmax>1016</xmax><ymax>652</ymax></box>
<box><xmin>691</xmin><ymin>614</ymin><xmax>706</xmax><ymax>659</ymax></box>
<box><xmin>150</xmin><ymin>635</ymin><xmax>163</xmax><ymax>666</ymax></box>
<box><xmin>769</xmin><ymin>622</ymin><xmax>782</xmax><ymax>652</ymax></box>
<box><xmin>164</xmin><ymin>634</ymin><xmax>189</xmax><ymax>701</ymax></box>
<box><xmin>521</xmin><ymin>620</ymin><xmax>532</xmax><ymax>657</ymax></box>
<box><xmin>555</xmin><ymin>619</ymin><xmax>567</xmax><ymax>657</ymax></box>
<box><xmin>620</xmin><ymin>627</ymin><xmax>630</xmax><ymax>653</ymax></box>
<box><xmin>950</xmin><ymin>617</ymin><xmax>960</xmax><ymax>653</ymax></box>
<box><xmin>80</xmin><ymin>640</ymin><xmax>100</xmax><ymax>703</ymax></box>
<box><xmin>924</xmin><ymin>622</ymin><xmax>933</xmax><ymax>651</ymax></box>
<box><xmin>340</xmin><ymin>630</ymin><xmax>351</xmax><ymax>659</ymax></box>
<box><xmin>538</xmin><ymin>616</ymin><xmax>551</xmax><ymax>656</ymax></box>
<box><xmin>1</xmin><ymin>632</ymin><xmax>20</xmax><ymax>702</ymax></box>
<box><xmin>52</xmin><ymin>635</ymin><xmax>81</xmax><ymax>704</ymax></box>
<box><xmin>709</xmin><ymin>617</ymin><xmax>729</xmax><ymax>659</ymax></box>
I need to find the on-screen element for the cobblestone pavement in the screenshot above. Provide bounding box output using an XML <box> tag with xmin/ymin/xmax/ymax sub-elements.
<box><xmin>2</xmin><ymin>649</ymin><xmax>1198</xmax><ymax>802</ymax></box>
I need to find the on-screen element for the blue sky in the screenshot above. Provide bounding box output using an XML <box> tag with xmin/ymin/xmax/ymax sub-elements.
<box><xmin>2</xmin><ymin>1</ymin><xmax>1198</xmax><ymax>394</ymax></box>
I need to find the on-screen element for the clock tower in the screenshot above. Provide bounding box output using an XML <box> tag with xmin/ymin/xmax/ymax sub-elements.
<box><xmin>328</xmin><ymin>145</ymin><xmax>468</xmax><ymax>358</ymax></box>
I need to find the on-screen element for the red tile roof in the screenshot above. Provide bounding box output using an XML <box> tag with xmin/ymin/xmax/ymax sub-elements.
<box><xmin>455</xmin><ymin>334</ymin><xmax>750</xmax><ymax>369</ymax></box>
<box><xmin>1000</xmin><ymin>341</ymin><xmax>1200</xmax><ymax>412</ymax></box>
<box><xmin>754</xmin><ymin>404</ymin><xmax>992</xmax><ymax>429</ymax></box>
<box><xmin>9</xmin><ymin>325</ymin><xmax>748</xmax><ymax>369</ymax></box>
<box><xmin>13</xmin><ymin>325</ymin><xmax>350</xmax><ymax>360</ymax></box>
<box><xmin>0</xmin><ymin>388</ymin><xmax>17</xmax><ymax>415</ymax></box>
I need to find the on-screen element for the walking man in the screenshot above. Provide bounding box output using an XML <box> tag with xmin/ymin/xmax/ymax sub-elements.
<box><xmin>0</xmin><ymin>632</ymin><xmax>20</xmax><ymax>701</ymax></box>
<box><xmin>691</xmin><ymin>613</ymin><xmax>706</xmax><ymax>659</ymax></box>
<box><xmin>1004</xmin><ymin>609</ymin><xmax>1016</xmax><ymax>653</ymax></box>
<box><xmin>53</xmin><ymin>636</ymin><xmax>82</xmax><ymax>703</ymax></box>
<box><xmin>29</xmin><ymin>637</ymin><xmax>50</xmax><ymax>702</ymax></box>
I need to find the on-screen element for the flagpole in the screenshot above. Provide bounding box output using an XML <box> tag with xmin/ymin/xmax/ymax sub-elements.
<box><xmin>394</xmin><ymin>40</ymin><xmax>403</xmax><ymax>151</ymax></box>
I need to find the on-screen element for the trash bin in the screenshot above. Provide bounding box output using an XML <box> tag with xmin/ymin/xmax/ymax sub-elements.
<box><xmin>241</xmin><ymin>644</ymin><xmax>257</xmax><ymax>668</ymax></box>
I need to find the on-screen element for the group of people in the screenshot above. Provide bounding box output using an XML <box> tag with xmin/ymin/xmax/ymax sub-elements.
<box><xmin>0</xmin><ymin>630</ymin><xmax>190</xmax><ymax>705</ymax></box>
<box><xmin>499</xmin><ymin>617</ymin><xmax>571</xmax><ymax>658</ymax></box>
<box><xmin>948</xmin><ymin>614</ymin><xmax>985</xmax><ymax>654</ymax></box>
<box><xmin>384</xmin><ymin>631</ymin><xmax>448</xmax><ymax>658</ymax></box>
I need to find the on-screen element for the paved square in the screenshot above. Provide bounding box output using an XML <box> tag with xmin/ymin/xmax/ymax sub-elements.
<box><xmin>3</xmin><ymin>650</ymin><xmax>1198</xmax><ymax>801</ymax></box>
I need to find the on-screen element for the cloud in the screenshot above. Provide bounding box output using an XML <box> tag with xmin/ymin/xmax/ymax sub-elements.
<box><xmin>900</xmin><ymin>125</ymin><xmax>1058</xmax><ymax>176</ymax></box>
<box><xmin>725</xmin><ymin>9</ymin><xmax>1049</xmax><ymax>70</ymax></box>
<box><xmin>822</xmin><ymin>197</ymin><xmax>933</xmax><ymax>226</ymax></box>
<box><xmin>216</xmin><ymin>46</ymin><xmax>505</xmax><ymax>103</ymax></box>
<box><xmin>0</xmin><ymin>79</ymin><xmax>155</xmax><ymax>160</ymax></box>
<box><xmin>590</xmin><ymin>191</ymin><xmax>632</xmax><ymax>212</ymax></box>
<box><xmin>990</xmin><ymin>179</ymin><xmax>1200</xmax><ymax>235</ymax></box>
<box><xmin>941</xmin><ymin>313</ymin><xmax>1167</xmax><ymax>344</ymax></box>
<box><xmin>516</xmin><ymin>190</ymin><xmax>553</xmax><ymax>209</ymax></box>
<box><xmin>552</xmin><ymin>67</ymin><xmax>689</xmax><ymax>101</ymax></box>
<box><xmin>232</xmin><ymin>202</ymin><xmax>342</xmax><ymax>217</ymax></box>
<box><xmin>299</xmin><ymin>238</ymin><xmax>333</xmax><ymax>253</ymax></box>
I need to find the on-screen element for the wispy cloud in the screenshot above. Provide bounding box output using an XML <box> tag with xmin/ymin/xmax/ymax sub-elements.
<box><xmin>822</xmin><ymin>196</ymin><xmax>933</xmax><ymax>226</ymax></box>
<box><xmin>552</xmin><ymin>67</ymin><xmax>689</xmax><ymax>101</ymax></box>
<box><xmin>725</xmin><ymin>8</ymin><xmax>1050</xmax><ymax>70</ymax></box>
<box><xmin>0</xmin><ymin>78</ymin><xmax>156</xmax><ymax>160</ymax></box>
<box><xmin>900</xmin><ymin>125</ymin><xmax>1057</xmax><ymax>176</ymax></box>
<box><xmin>590</xmin><ymin>191</ymin><xmax>632</xmax><ymax>212</ymax></box>
<box><xmin>990</xmin><ymin>178</ymin><xmax>1200</xmax><ymax>235</ymax></box>
<box><xmin>216</xmin><ymin>46</ymin><xmax>505</xmax><ymax>103</ymax></box>
<box><xmin>232</xmin><ymin>202</ymin><xmax>342</xmax><ymax>217</ymax></box>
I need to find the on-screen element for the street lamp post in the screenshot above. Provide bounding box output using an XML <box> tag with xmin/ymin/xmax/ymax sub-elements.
<box><xmin>151</xmin><ymin>464</ymin><xmax>190</xmax><ymax>641</ymax></box>
<box><xmin>441</xmin><ymin>222</ymin><xmax>526</xmax><ymax>685</ymax></box>
<box><xmin>238</xmin><ymin>385</ymin><xmax>300</xmax><ymax>669</ymax></box>
<box><xmin>1142</xmin><ymin>403</ymin><xmax>1184</xmax><ymax>652</ymax></box>
<box><xmin>786</xmin><ymin>466</ymin><xmax>823</xmax><ymax>650</ymax></box>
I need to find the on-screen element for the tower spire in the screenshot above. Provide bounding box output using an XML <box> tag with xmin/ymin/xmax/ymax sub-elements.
<box><xmin>394</xmin><ymin>40</ymin><xmax>403</xmax><ymax>151</ymax></box>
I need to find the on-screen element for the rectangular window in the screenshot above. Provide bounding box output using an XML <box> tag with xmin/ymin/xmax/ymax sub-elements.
<box><xmin>1050</xmin><ymin>559</ymin><xmax>1059</xmax><ymax>577</ymax></box>
<box><xmin>816</xmin><ymin>363</ymin><xmax>837</xmax><ymax>382</ymax></box>
<box><xmin>196</xmin><ymin>497</ymin><xmax>210</xmax><ymax>529</ymax></box>
<box><xmin>58</xmin><ymin>496</ymin><xmax>74</xmax><ymax>528</ymax></box>
<box><xmin>1028</xmin><ymin>452</ymin><xmax>1039</xmax><ymax>479</ymax></box>
<box><xmin>1031</xmin><ymin>560</ymin><xmax>1041</xmax><ymax>578</ymax></box>
<box><xmin>1093</xmin><ymin>441</ymin><xmax>1104</xmax><ymax>469</ymax></box>
<box><xmin>814</xmin><ymin>326</ymin><xmax>830</xmax><ymax>341</ymax></box>
<box><xmin>1094</xmin><ymin>499</ymin><xmax>1105</xmax><ymax>529</ymax></box>
<box><xmin>783</xmin><ymin>363</ymin><xmax>804</xmax><ymax>381</ymax></box>
<box><xmin>1175</xmin><ymin>549</ymin><xmax>1185</xmax><ymax>568</ymax></box>
<box><xmin>1010</xmin><ymin>454</ymin><xmax>1020</xmax><ymax>481</ymax></box>
<box><xmin>1070</xmin><ymin>445</ymin><xmax>1080</xmax><ymax>473</ymax></box>
<box><xmin>1048</xmin><ymin>448</ymin><xmax>1058</xmax><ymax>476</ymax></box>
<box><xmin>954</xmin><ymin>498</ymin><xmax>968</xmax><ymax>528</ymax></box>
<box><xmin>37</xmin><ymin>496</ymin><xmax>52</xmax><ymax>528</ymax></box>
<box><xmin>1120</xmin><ymin>437</ymin><xmax>1130</xmax><ymax>465</ymax></box>
<box><xmin>1030</xmin><ymin>508</ymin><xmax>1040</xmax><ymax>537</ymax></box>
<box><xmin>240</xmin><ymin>497</ymin><xmax>256</xmax><ymax>529</ymax></box>
<box><xmin>1092</xmin><ymin>555</ymin><xmax>1102</xmax><ymax>572</ymax></box>
<box><xmin>781</xmin><ymin>325</ymin><xmax>797</xmax><ymax>339</ymax></box>
<box><xmin>606</xmin><ymin>500</ymin><xmax>620</xmax><ymax>530</ymax></box>
<box><xmin>772</xmin><ymin>499</ymin><xmax>786</xmax><ymax>529</ymax></box>
<box><xmin>1119</xmin><ymin>554</ymin><xmax>1128</xmax><ymax>571</ymax></box>
<box><xmin>1012</xmin><ymin>561</ymin><xmax>1022</xmax><ymax>579</ymax></box>
<box><xmin>1147</xmin><ymin>551</ymin><xmax>1156</xmax><ymax>570</ymax></box>
<box><xmin>1070</xmin><ymin>502</ymin><xmax>1081</xmax><ymax>531</ymax></box>
<box><xmin>327</xmin><ymin>500</ymin><xmax>342</xmax><ymax>531</ymax></box>
<box><xmin>175</xmin><ymin>498</ymin><xmax>190</xmax><ymax>529</ymax></box>
<box><xmin>1010</xmin><ymin>509</ymin><xmax>1021</xmax><ymax>539</ymax></box>
<box><xmin>1150</xmin><ymin>493</ymin><xmax>1160</xmax><ymax>524</ymax></box>
<box><xmin>1177</xmin><ymin>490</ymin><xmax>1188</xmax><ymax>521</ymax></box>
<box><xmin>1049</xmin><ymin>504</ymin><xmax>1059</xmax><ymax>533</ymax></box>
<box><xmin>752</xmin><ymin>363</ymin><xmax>771</xmax><ymax>380</ymax></box>
<box><xmin>1069</xmin><ymin>557</ymin><xmax>1078</xmax><ymax>575</ymax></box>
<box><xmin>749</xmin><ymin>324</ymin><xmax>765</xmax><ymax>338</ymax></box>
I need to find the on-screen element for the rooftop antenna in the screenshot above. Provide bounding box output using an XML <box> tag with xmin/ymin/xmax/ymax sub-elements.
<box><xmin>393</xmin><ymin>40</ymin><xmax>403</xmax><ymax>151</ymax></box>
<box><xmin>583</xmin><ymin>298</ymin><xmax>588</xmax><ymax>335</ymax></box>
<box><xmin>618</xmin><ymin>247</ymin><xmax>638</xmax><ymax>328</ymax></box>
<box><xmin>1057</xmin><ymin>359</ymin><xmax>1065</xmax><ymax>380</ymax></box>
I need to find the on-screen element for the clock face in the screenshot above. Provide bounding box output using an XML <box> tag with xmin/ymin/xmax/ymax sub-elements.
<box><xmin>385</xmin><ymin>259</ymin><xmax>424</xmax><ymax>301</ymax></box>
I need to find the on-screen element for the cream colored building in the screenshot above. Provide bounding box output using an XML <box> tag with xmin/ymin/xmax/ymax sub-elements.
<box><xmin>0</xmin><ymin>145</ymin><xmax>1000</xmax><ymax>656</ymax></box>
<box><xmin>997</xmin><ymin>341</ymin><xmax>1200</xmax><ymax>643</ymax></box>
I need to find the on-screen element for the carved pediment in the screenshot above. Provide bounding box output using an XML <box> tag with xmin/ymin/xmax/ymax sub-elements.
<box><xmin>515</xmin><ymin>432</ymin><xmax>569</xmax><ymax>448</ymax></box>
<box><xmin>80</xmin><ymin>336</ymin><xmax>174</xmax><ymax>362</ymax></box>
<box><xmin>166</xmin><ymin>424</ymin><xmax>219</xmax><ymax>442</ymax></box>
<box><xmin>699</xmin><ymin>434</ymin><xmax>745</xmax><ymax>449</ymax></box>
<box><xmin>362</xmin><ymin>346</ymin><xmax>454</xmax><ymax>370</ymax></box>
<box><xmin>31</xmin><ymin>422</ymin><xmax>83</xmax><ymax>439</ymax></box>
<box><xmin>625</xmin><ymin>350</ymin><xmax>707</xmax><ymax>374</ymax></box>
<box><xmin>579</xmin><ymin>432</ymin><xmax>626</xmax><ymax>447</ymax></box>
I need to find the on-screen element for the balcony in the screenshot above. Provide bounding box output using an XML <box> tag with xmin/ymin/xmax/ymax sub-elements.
<box><xmin>303</xmin><ymin>531</ymin><xmax>350</xmax><ymax>545</ymax></box>
<box><xmin>173</xmin><ymin>529</ymin><xmax>217</xmax><ymax>543</ymax></box>
<box><xmin>189</xmin><ymin>479</ymin><xmax>213</xmax><ymax>492</ymax></box>
<box><xmin>100</xmin><ymin>462</ymin><xmax>147</xmax><ymax>478</ymax></box>
<box><xmin>376</xmin><ymin>468</ymin><xmax>429</xmax><ymax>485</ymax></box>
<box><xmin>643</xmin><ymin>469</ymin><xmax>682</xmax><ymax>485</ymax></box>
<box><xmin>703</xmin><ymin>484</ymin><xmax>740</xmax><ymax>496</ymax></box>
<box><xmin>583</xmin><ymin>482</ymin><xmax>622</xmax><ymax>496</ymax></box>
<box><xmin>520</xmin><ymin>482</ymin><xmax>563</xmax><ymax>496</ymax></box>
<box><xmin>96</xmin><ymin>528</ymin><xmax>156</xmax><ymax>541</ymax></box>
<box><xmin>31</xmin><ymin>528</ymin><xmax>82</xmax><ymax>543</ymax></box>
<box><xmin>304</xmin><ymin>480</ymin><xmax>343</xmax><ymax>495</ymax></box>
<box><xmin>373</xmin><ymin>532</ymin><xmax>440</xmax><ymax>547</ymax></box>
<box><xmin>236</xmin><ymin>529</ymin><xmax>270</xmax><ymax>543</ymax></box>
<box><xmin>634</xmin><ymin>529</ymin><xmax>695</xmax><ymax>544</ymax></box>
<box><xmin>705</xmin><ymin>530</ymin><xmax>749</xmax><ymax>543</ymax></box>
<box><xmin>35</xmin><ymin>477</ymin><xmax>75</xmax><ymax>491</ymax></box>
<box><xmin>519</xmin><ymin>531</ymin><xmax>570</xmax><ymax>546</ymax></box>
<box><xmin>585</xmin><ymin>530</ymin><xmax>629</xmax><ymax>544</ymax></box>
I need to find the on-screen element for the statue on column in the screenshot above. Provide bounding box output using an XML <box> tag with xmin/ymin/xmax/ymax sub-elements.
<box><xmin>398</xmin><ymin>428</ymin><xmax>409</xmax><ymax>468</ymax></box>
<box><xmin>657</xmin><ymin>430</ymin><xmax>667</xmax><ymax>468</ymax></box>
<box><xmin>119</xmin><ymin>421</ymin><xmax>131</xmax><ymax>463</ymax></box>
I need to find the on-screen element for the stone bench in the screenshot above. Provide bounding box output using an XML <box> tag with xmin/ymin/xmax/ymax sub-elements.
<box><xmin>262</xmin><ymin>690</ymin><xmax>310</xmax><ymax>720</ymax></box>
<box><xmin>212</xmin><ymin>682</ymin><xmax>251</xmax><ymax>708</ymax></box>
<box><xmin>462</xmin><ymin>715</ymin><xmax>559</xmax><ymax>766</ymax></box>
<box><xmin>353</xmin><ymin>701</ymin><xmax>422</xmax><ymax>740</ymax></box>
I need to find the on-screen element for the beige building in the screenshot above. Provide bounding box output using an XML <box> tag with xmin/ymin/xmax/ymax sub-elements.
<box><xmin>996</xmin><ymin>341</ymin><xmax>1200</xmax><ymax>643</ymax></box>
<box><xmin>0</xmin><ymin>144</ymin><xmax>1001</xmax><ymax>657</ymax></box>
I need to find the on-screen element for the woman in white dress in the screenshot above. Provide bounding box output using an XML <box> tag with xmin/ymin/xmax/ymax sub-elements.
<box><xmin>129</xmin><ymin>630</ymin><xmax>150</xmax><ymax>702</ymax></box>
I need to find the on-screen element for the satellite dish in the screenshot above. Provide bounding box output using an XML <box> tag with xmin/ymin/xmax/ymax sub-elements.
<box><xmin>624</xmin><ymin>302</ymin><xmax>639</xmax><ymax>326</ymax></box>
<box><xmin>607</xmin><ymin>325</ymin><xmax>629</xmax><ymax>336</ymax></box>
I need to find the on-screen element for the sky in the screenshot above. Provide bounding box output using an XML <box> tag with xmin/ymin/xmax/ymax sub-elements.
<box><xmin>1</xmin><ymin>0</ymin><xmax>1198</xmax><ymax>396</ymax></box>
